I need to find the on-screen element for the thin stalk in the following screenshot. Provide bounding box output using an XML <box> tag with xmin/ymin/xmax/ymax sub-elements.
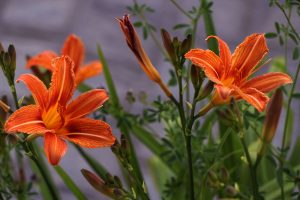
<box><xmin>276</xmin><ymin>3</ymin><xmax>296</xmax><ymax>199</ymax></box>
<box><xmin>233</xmin><ymin>103</ymin><xmax>259</xmax><ymax>199</ymax></box>
<box><xmin>169</xmin><ymin>0</ymin><xmax>193</xmax><ymax>20</ymax></box>
<box><xmin>132</xmin><ymin>0</ymin><xmax>168</xmax><ymax>58</ymax></box>
<box><xmin>25</xmin><ymin>142</ymin><xmax>60</xmax><ymax>200</ymax></box>
<box><xmin>240</xmin><ymin>138</ymin><xmax>259</xmax><ymax>200</ymax></box>
<box><xmin>275</xmin><ymin>2</ymin><xmax>300</xmax><ymax>41</ymax></box>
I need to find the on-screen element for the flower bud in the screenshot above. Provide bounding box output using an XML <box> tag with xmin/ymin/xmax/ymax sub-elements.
<box><xmin>161</xmin><ymin>29</ymin><xmax>176</xmax><ymax>62</ymax></box>
<box><xmin>117</xmin><ymin>15</ymin><xmax>161</xmax><ymax>83</ymax></box>
<box><xmin>219</xmin><ymin>167</ymin><xmax>229</xmax><ymax>183</ymax></box>
<box><xmin>8</xmin><ymin>45</ymin><xmax>16</xmax><ymax>72</ymax></box>
<box><xmin>117</xmin><ymin>15</ymin><xmax>173</xmax><ymax>98</ymax></box>
<box><xmin>180</xmin><ymin>34</ymin><xmax>192</xmax><ymax>55</ymax></box>
<box><xmin>262</xmin><ymin>89</ymin><xmax>283</xmax><ymax>143</ymax></box>
<box><xmin>197</xmin><ymin>80</ymin><xmax>214</xmax><ymax>100</ymax></box>
<box><xmin>190</xmin><ymin>65</ymin><xmax>200</xmax><ymax>87</ymax></box>
<box><xmin>0</xmin><ymin>44</ymin><xmax>17</xmax><ymax>86</ymax></box>
<box><xmin>81</xmin><ymin>169</ymin><xmax>114</xmax><ymax>198</ymax></box>
<box><xmin>259</xmin><ymin>89</ymin><xmax>283</xmax><ymax>156</ymax></box>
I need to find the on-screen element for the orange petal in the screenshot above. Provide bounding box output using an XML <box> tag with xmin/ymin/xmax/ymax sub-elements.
<box><xmin>75</xmin><ymin>61</ymin><xmax>102</xmax><ymax>84</ymax></box>
<box><xmin>17</xmin><ymin>74</ymin><xmax>48</xmax><ymax>109</ymax></box>
<box><xmin>231</xmin><ymin>34</ymin><xmax>268</xmax><ymax>80</ymax></box>
<box><xmin>241</xmin><ymin>72</ymin><xmax>292</xmax><ymax>93</ymax></box>
<box><xmin>61</xmin><ymin>34</ymin><xmax>85</xmax><ymax>74</ymax></box>
<box><xmin>64</xmin><ymin>118</ymin><xmax>115</xmax><ymax>148</ymax></box>
<box><xmin>66</xmin><ymin>89</ymin><xmax>108</xmax><ymax>120</ymax></box>
<box><xmin>234</xmin><ymin>86</ymin><xmax>269</xmax><ymax>112</ymax></box>
<box><xmin>44</xmin><ymin>132</ymin><xmax>67</xmax><ymax>165</ymax></box>
<box><xmin>49</xmin><ymin>56</ymin><xmax>76</xmax><ymax>107</ymax></box>
<box><xmin>4</xmin><ymin>105</ymin><xmax>50</xmax><ymax>134</ymax></box>
<box><xmin>26</xmin><ymin>51</ymin><xmax>58</xmax><ymax>71</ymax></box>
<box><xmin>215</xmin><ymin>84</ymin><xmax>233</xmax><ymax>100</ymax></box>
<box><xmin>207</xmin><ymin>36</ymin><xmax>231</xmax><ymax>74</ymax></box>
<box><xmin>185</xmin><ymin>49</ymin><xmax>223</xmax><ymax>84</ymax></box>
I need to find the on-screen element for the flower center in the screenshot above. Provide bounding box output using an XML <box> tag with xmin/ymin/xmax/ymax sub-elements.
<box><xmin>42</xmin><ymin>104</ymin><xmax>63</xmax><ymax>130</ymax></box>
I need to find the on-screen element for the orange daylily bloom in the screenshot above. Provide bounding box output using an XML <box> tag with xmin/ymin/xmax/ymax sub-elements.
<box><xmin>185</xmin><ymin>33</ymin><xmax>292</xmax><ymax>112</ymax></box>
<box><xmin>5</xmin><ymin>56</ymin><xmax>115</xmax><ymax>165</ymax></box>
<box><xmin>26</xmin><ymin>34</ymin><xmax>102</xmax><ymax>85</ymax></box>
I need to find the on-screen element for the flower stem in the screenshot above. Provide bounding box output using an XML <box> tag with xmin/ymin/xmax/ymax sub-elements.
<box><xmin>169</xmin><ymin>0</ymin><xmax>193</xmax><ymax>20</ymax></box>
<box><xmin>240</xmin><ymin>138</ymin><xmax>260</xmax><ymax>200</ymax></box>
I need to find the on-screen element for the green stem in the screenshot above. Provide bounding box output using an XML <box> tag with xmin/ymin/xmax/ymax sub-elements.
<box><xmin>240</xmin><ymin>138</ymin><xmax>260</xmax><ymax>200</ymax></box>
<box><xmin>26</xmin><ymin>142</ymin><xmax>60</xmax><ymax>200</ymax></box>
<box><xmin>74</xmin><ymin>145</ymin><xmax>109</xmax><ymax>181</ymax></box>
<box><xmin>133</xmin><ymin>0</ymin><xmax>168</xmax><ymax>58</ymax></box>
<box><xmin>169</xmin><ymin>0</ymin><xmax>193</xmax><ymax>20</ymax></box>
<box><xmin>275</xmin><ymin>2</ymin><xmax>300</xmax><ymax>41</ymax></box>
<box><xmin>54</xmin><ymin>166</ymin><xmax>87</xmax><ymax>200</ymax></box>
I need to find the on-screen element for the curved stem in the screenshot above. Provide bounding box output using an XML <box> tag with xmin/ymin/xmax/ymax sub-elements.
<box><xmin>240</xmin><ymin>138</ymin><xmax>260</xmax><ymax>200</ymax></box>
<box><xmin>169</xmin><ymin>0</ymin><xmax>193</xmax><ymax>20</ymax></box>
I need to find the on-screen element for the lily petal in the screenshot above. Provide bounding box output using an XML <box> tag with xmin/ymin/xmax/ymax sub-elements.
<box><xmin>232</xmin><ymin>34</ymin><xmax>268</xmax><ymax>80</ymax></box>
<box><xmin>66</xmin><ymin>89</ymin><xmax>109</xmax><ymax>120</ymax></box>
<box><xmin>61</xmin><ymin>34</ymin><xmax>84</xmax><ymax>74</ymax></box>
<box><xmin>49</xmin><ymin>56</ymin><xmax>76</xmax><ymax>107</ymax></box>
<box><xmin>75</xmin><ymin>61</ymin><xmax>102</xmax><ymax>84</ymax></box>
<box><xmin>4</xmin><ymin>105</ymin><xmax>50</xmax><ymax>134</ymax></box>
<box><xmin>64</xmin><ymin>118</ymin><xmax>115</xmax><ymax>148</ymax></box>
<box><xmin>241</xmin><ymin>72</ymin><xmax>292</xmax><ymax>93</ymax></box>
<box><xmin>17</xmin><ymin>74</ymin><xmax>48</xmax><ymax>109</ymax></box>
<box><xmin>26</xmin><ymin>51</ymin><xmax>57</xmax><ymax>71</ymax></box>
<box><xmin>234</xmin><ymin>86</ymin><xmax>270</xmax><ymax>112</ymax></box>
<box><xmin>185</xmin><ymin>49</ymin><xmax>223</xmax><ymax>84</ymax></box>
<box><xmin>44</xmin><ymin>132</ymin><xmax>67</xmax><ymax>165</ymax></box>
<box><xmin>207</xmin><ymin>36</ymin><xmax>231</xmax><ymax>74</ymax></box>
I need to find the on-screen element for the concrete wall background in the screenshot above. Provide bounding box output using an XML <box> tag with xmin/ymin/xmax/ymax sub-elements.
<box><xmin>0</xmin><ymin>0</ymin><xmax>299</xmax><ymax>199</ymax></box>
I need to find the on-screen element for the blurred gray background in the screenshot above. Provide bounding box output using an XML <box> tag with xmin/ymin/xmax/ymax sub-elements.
<box><xmin>0</xmin><ymin>0</ymin><xmax>299</xmax><ymax>199</ymax></box>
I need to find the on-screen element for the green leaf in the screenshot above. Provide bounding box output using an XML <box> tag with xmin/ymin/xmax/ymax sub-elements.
<box><xmin>275</xmin><ymin>22</ymin><xmax>280</xmax><ymax>33</ymax></box>
<box><xmin>133</xmin><ymin>21</ymin><xmax>143</xmax><ymax>27</ymax></box>
<box><xmin>173</xmin><ymin>23</ymin><xmax>190</xmax><ymax>30</ymax></box>
<box><xmin>97</xmin><ymin>44</ymin><xmax>120</xmax><ymax>108</ymax></box>
<box><xmin>289</xmin><ymin>33</ymin><xmax>299</xmax><ymax>45</ymax></box>
<box><xmin>74</xmin><ymin>145</ymin><xmax>109</xmax><ymax>181</ymax></box>
<box><xmin>54</xmin><ymin>166</ymin><xmax>87</xmax><ymax>200</ymax></box>
<box><xmin>131</xmin><ymin>124</ymin><xmax>166</xmax><ymax>158</ymax></box>
<box><xmin>269</xmin><ymin>56</ymin><xmax>287</xmax><ymax>73</ymax></box>
<box><xmin>292</xmin><ymin>93</ymin><xmax>300</xmax><ymax>98</ymax></box>
<box><xmin>265</xmin><ymin>32</ymin><xmax>277</xmax><ymax>39</ymax></box>
<box><xmin>202</xmin><ymin>0</ymin><xmax>218</xmax><ymax>54</ymax></box>
<box><xmin>293</xmin><ymin>47</ymin><xmax>299</xmax><ymax>60</ymax></box>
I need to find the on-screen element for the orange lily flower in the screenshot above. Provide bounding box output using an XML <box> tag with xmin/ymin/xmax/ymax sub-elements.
<box><xmin>5</xmin><ymin>56</ymin><xmax>115</xmax><ymax>165</ymax></box>
<box><xmin>185</xmin><ymin>33</ymin><xmax>292</xmax><ymax>112</ymax></box>
<box><xmin>26</xmin><ymin>34</ymin><xmax>102</xmax><ymax>85</ymax></box>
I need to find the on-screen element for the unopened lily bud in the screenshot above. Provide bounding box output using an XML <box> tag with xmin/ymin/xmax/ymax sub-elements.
<box><xmin>118</xmin><ymin>15</ymin><xmax>173</xmax><ymax>98</ymax></box>
<box><xmin>161</xmin><ymin>29</ymin><xmax>176</xmax><ymax>62</ymax></box>
<box><xmin>190</xmin><ymin>65</ymin><xmax>200</xmax><ymax>87</ymax></box>
<box><xmin>81</xmin><ymin>169</ymin><xmax>114</xmax><ymax>198</ymax></box>
<box><xmin>117</xmin><ymin>15</ymin><xmax>161</xmax><ymax>83</ymax></box>
<box><xmin>208</xmin><ymin>170</ymin><xmax>218</xmax><ymax>183</ymax></box>
<box><xmin>197</xmin><ymin>80</ymin><xmax>214</xmax><ymax>100</ymax></box>
<box><xmin>219</xmin><ymin>167</ymin><xmax>229</xmax><ymax>183</ymax></box>
<box><xmin>8</xmin><ymin>45</ymin><xmax>16</xmax><ymax>72</ymax></box>
<box><xmin>180</xmin><ymin>34</ymin><xmax>192</xmax><ymax>55</ymax></box>
<box><xmin>0</xmin><ymin>44</ymin><xmax>17</xmax><ymax>85</ymax></box>
<box><xmin>262</xmin><ymin>89</ymin><xmax>283</xmax><ymax>143</ymax></box>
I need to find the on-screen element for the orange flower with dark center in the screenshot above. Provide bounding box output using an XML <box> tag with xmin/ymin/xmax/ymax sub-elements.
<box><xmin>26</xmin><ymin>34</ymin><xmax>102</xmax><ymax>85</ymax></box>
<box><xmin>185</xmin><ymin>33</ymin><xmax>292</xmax><ymax>112</ymax></box>
<box><xmin>5</xmin><ymin>56</ymin><xmax>115</xmax><ymax>165</ymax></box>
